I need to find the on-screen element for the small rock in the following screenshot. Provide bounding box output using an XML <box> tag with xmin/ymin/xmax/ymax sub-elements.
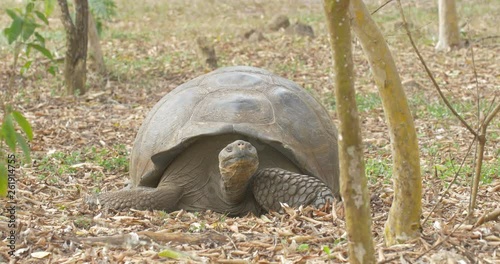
<box><xmin>285</xmin><ymin>22</ymin><xmax>315</xmax><ymax>38</ymax></box>
<box><xmin>196</xmin><ymin>36</ymin><xmax>218</xmax><ymax>69</ymax></box>
<box><xmin>268</xmin><ymin>15</ymin><xmax>290</xmax><ymax>31</ymax></box>
<box><xmin>243</xmin><ymin>29</ymin><xmax>266</xmax><ymax>42</ymax></box>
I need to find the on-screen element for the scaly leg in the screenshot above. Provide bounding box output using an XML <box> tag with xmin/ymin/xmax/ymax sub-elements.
<box><xmin>98</xmin><ymin>186</ymin><xmax>182</xmax><ymax>211</ymax></box>
<box><xmin>251</xmin><ymin>168</ymin><xmax>335</xmax><ymax>212</ymax></box>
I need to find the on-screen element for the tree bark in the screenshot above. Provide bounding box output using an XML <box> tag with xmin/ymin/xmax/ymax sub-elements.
<box><xmin>58</xmin><ymin>0</ymin><xmax>89</xmax><ymax>95</ymax></box>
<box><xmin>435</xmin><ymin>0</ymin><xmax>460</xmax><ymax>51</ymax></box>
<box><xmin>88</xmin><ymin>12</ymin><xmax>106</xmax><ymax>75</ymax></box>
<box><xmin>348</xmin><ymin>0</ymin><xmax>422</xmax><ymax>246</ymax></box>
<box><xmin>323</xmin><ymin>1</ymin><xmax>376</xmax><ymax>263</ymax></box>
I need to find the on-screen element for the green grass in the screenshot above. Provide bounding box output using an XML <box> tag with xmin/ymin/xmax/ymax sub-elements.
<box><xmin>108</xmin><ymin>31</ymin><xmax>152</xmax><ymax>41</ymax></box>
<box><xmin>365</xmin><ymin>158</ymin><xmax>392</xmax><ymax>183</ymax></box>
<box><xmin>356</xmin><ymin>92</ymin><xmax>382</xmax><ymax>112</ymax></box>
<box><xmin>365</xmin><ymin>152</ymin><xmax>496</xmax><ymax>185</ymax></box>
<box><xmin>275</xmin><ymin>60</ymin><xmax>304</xmax><ymax>76</ymax></box>
<box><xmin>491</xmin><ymin>131</ymin><xmax>500</xmax><ymax>141</ymax></box>
<box><xmin>481</xmin><ymin>160</ymin><xmax>499</xmax><ymax>184</ymax></box>
<box><xmin>294</xmin><ymin>12</ymin><xmax>326</xmax><ymax>25</ymax></box>
<box><xmin>73</xmin><ymin>216</ymin><xmax>93</xmax><ymax>229</ymax></box>
<box><xmin>421</xmin><ymin>139</ymin><xmax>498</xmax><ymax>185</ymax></box>
<box><xmin>321</xmin><ymin>92</ymin><xmax>382</xmax><ymax>112</ymax></box>
<box><xmin>36</xmin><ymin>144</ymin><xmax>128</xmax><ymax>181</ymax></box>
<box><xmin>433</xmin><ymin>156</ymin><xmax>498</xmax><ymax>184</ymax></box>
<box><xmin>408</xmin><ymin>92</ymin><xmax>486</xmax><ymax>120</ymax></box>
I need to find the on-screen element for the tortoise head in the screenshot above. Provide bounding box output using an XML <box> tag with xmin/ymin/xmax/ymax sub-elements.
<box><xmin>218</xmin><ymin>140</ymin><xmax>259</xmax><ymax>203</ymax></box>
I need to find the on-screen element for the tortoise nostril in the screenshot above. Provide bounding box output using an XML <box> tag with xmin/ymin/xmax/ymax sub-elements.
<box><xmin>236</xmin><ymin>141</ymin><xmax>246</xmax><ymax>149</ymax></box>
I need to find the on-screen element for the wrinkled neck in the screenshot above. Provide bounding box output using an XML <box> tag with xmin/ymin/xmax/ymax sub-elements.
<box><xmin>219</xmin><ymin>161</ymin><xmax>258</xmax><ymax>204</ymax></box>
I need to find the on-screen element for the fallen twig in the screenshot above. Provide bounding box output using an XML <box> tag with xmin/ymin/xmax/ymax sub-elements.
<box><xmin>473</xmin><ymin>208</ymin><xmax>500</xmax><ymax>228</ymax></box>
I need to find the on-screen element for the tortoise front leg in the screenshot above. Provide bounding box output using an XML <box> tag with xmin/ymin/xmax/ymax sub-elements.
<box><xmin>251</xmin><ymin>168</ymin><xmax>335</xmax><ymax>212</ymax></box>
<box><xmin>98</xmin><ymin>186</ymin><xmax>182</xmax><ymax>211</ymax></box>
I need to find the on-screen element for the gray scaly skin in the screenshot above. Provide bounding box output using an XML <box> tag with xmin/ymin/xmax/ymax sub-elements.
<box><xmin>98</xmin><ymin>186</ymin><xmax>181</xmax><ymax>211</ymax></box>
<box><xmin>218</xmin><ymin>140</ymin><xmax>335</xmax><ymax>212</ymax></box>
<box><xmin>251</xmin><ymin>168</ymin><xmax>335</xmax><ymax>212</ymax></box>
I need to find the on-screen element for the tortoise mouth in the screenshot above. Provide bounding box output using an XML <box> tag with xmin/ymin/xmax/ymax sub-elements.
<box><xmin>220</xmin><ymin>155</ymin><xmax>258</xmax><ymax>169</ymax></box>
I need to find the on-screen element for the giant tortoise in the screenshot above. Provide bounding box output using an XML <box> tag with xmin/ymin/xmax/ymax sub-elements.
<box><xmin>99</xmin><ymin>66</ymin><xmax>340</xmax><ymax>216</ymax></box>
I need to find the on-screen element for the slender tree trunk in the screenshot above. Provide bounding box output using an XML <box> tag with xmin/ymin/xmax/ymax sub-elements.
<box><xmin>470</xmin><ymin>103</ymin><xmax>500</xmax><ymax>214</ymax></box>
<box><xmin>324</xmin><ymin>0</ymin><xmax>375</xmax><ymax>263</ymax></box>
<box><xmin>88</xmin><ymin>12</ymin><xmax>106</xmax><ymax>75</ymax></box>
<box><xmin>58</xmin><ymin>0</ymin><xmax>89</xmax><ymax>95</ymax></box>
<box><xmin>436</xmin><ymin>0</ymin><xmax>460</xmax><ymax>51</ymax></box>
<box><xmin>348</xmin><ymin>0</ymin><xmax>422</xmax><ymax>246</ymax></box>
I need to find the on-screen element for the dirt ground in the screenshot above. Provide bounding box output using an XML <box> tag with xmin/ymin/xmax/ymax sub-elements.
<box><xmin>0</xmin><ymin>0</ymin><xmax>499</xmax><ymax>263</ymax></box>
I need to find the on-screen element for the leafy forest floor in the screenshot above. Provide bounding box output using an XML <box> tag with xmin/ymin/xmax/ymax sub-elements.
<box><xmin>0</xmin><ymin>0</ymin><xmax>499</xmax><ymax>263</ymax></box>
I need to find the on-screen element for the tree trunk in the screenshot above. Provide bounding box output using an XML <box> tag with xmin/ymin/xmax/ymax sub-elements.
<box><xmin>58</xmin><ymin>0</ymin><xmax>89</xmax><ymax>95</ymax></box>
<box><xmin>435</xmin><ymin>0</ymin><xmax>460</xmax><ymax>51</ymax></box>
<box><xmin>348</xmin><ymin>0</ymin><xmax>422</xmax><ymax>246</ymax></box>
<box><xmin>323</xmin><ymin>1</ymin><xmax>376</xmax><ymax>263</ymax></box>
<box><xmin>88</xmin><ymin>12</ymin><xmax>106</xmax><ymax>75</ymax></box>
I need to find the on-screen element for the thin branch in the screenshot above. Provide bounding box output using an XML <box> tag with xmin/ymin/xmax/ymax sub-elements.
<box><xmin>57</xmin><ymin>0</ymin><xmax>75</xmax><ymax>33</ymax></box>
<box><xmin>469</xmin><ymin>36</ymin><xmax>499</xmax><ymax>131</ymax></box>
<box><xmin>482</xmin><ymin>103</ymin><xmax>500</xmax><ymax>130</ymax></box>
<box><xmin>422</xmin><ymin>137</ymin><xmax>476</xmax><ymax>227</ymax></box>
<box><xmin>371</xmin><ymin>0</ymin><xmax>393</xmax><ymax>15</ymax></box>
<box><xmin>470</xmin><ymin>42</ymin><xmax>481</xmax><ymax>130</ymax></box>
<box><xmin>395</xmin><ymin>0</ymin><xmax>478</xmax><ymax>138</ymax></box>
<box><xmin>470</xmin><ymin>100</ymin><xmax>499</xmax><ymax>213</ymax></box>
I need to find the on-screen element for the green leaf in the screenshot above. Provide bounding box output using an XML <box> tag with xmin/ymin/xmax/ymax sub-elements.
<box><xmin>297</xmin><ymin>243</ymin><xmax>309</xmax><ymax>252</ymax></box>
<box><xmin>47</xmin><ymin>65</ymin><xmax>57</xmax><ymax>76</ymax></box>
<box><xmin>3</xmin><ymin>27</ymin><xmax>11</xmax><ymax>38</ymax></box>
<box><xmin>0</xmin><ymin>163</ymin><xmax>7</xmax><ymax>197</ymax></box>
<box><xmin>6</xmin><ymin>18</ymin><xmax>24</xmax><ymax>44</ymax></box>
<box><xmin>20</xmin><ymin>60</ymin><xmax>33</xmax><ymax>75</ymax></box>
<box><xmin>2</xmin><ymin>115</ymin><xmax>17</xmax><ymax>152</ymax></box>
<box><xmin>28</xmin><ymin>43</ymin><xmax>53</xmax><ymax>60</ymax></box>
<box><xmin>26</xmin><ymin>2</ymin><xmax>35</xmax><ymax>14</ymax></box>
<box><xmin>25</xmin><ymin>43</ymin><xmax>32</xmax><ymax>57</ymax></box>
<box><xmin>5</xmin><ymin>9</ymin><xmax>20</xmax><ymax>20</ymax></box>
<box><xmin>44</xmin><ymin>0</ymin><xmax>56</xmax><ymax>17</ymax></box>
<box><xmin>158</xmin><ymin>249</ymin><xmax>190</xmax><ymax>260</ymax></box>
<box><xmin>34</xmin><ymin>32</ymin><xmax>46</xmax><ymax>45</ymax></box>
<box><xmin>34</xmin><ymin>11</ymin><xmax>49</xmax><ymax>25</ymax></box>
<box><xmin>89</xmin><ymin>0</ymin><xmax>117</xmax><ymax>20</ymax></box>
<box><xmin>322</xmin><ymin>245</ymin><xmax>331</xmax><ymax>255</ymax></box>
<box><xmin>15</xmin><ymin>132</ymin><xmax>31</xmax><ymax>163</ymax></box>
<box><xmin>12</xmin><ymin>111</ymin><xmax>33</xmax><ymax>140</ymax></box>
<box><xmin>22</xmin><ymin>21</ymin><xmax>38</xmax><ymax>41</ymax></box>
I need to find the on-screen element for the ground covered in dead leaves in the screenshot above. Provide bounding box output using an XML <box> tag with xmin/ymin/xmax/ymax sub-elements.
<box><xmin>0</xmin><ymin>0</ymin><xmax>499</xmax><ymax>263</ymax></box>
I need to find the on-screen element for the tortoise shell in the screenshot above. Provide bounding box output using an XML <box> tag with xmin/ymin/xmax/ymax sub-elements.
<box><xmin>130</xmin><ymin>66</ymin><xmax>339</xmax><ymax>196</ymax></box>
